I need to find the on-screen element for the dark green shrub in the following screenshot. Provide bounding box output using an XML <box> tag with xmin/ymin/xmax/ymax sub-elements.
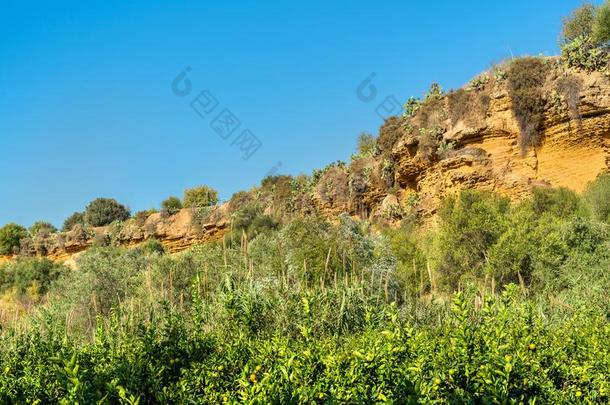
<box><xmin>584</xmin><ymin>172</ymin><xmax>610</xmax><ymax>222</ymax></box>
<box><xmin>231</xmin><ymin>203</ymin><xmax>278</xmax><ymax>241</ymax></box>
<box><xmin>386</xmin><ymin>223</ymin><xmax>428</xmax><ymax>296</ymax></box>
<box><xmin>260</xmin><ymin>175</ymin><xmax>293</xmax><ymax>191</ymax></box>
<box><xmin>138</xmin><ymin>238</ymin><xmax>166</xmax><ymax>255</ymax></box>
<box><xmin>531</xmin><ymin>186</ymin><xmax>584</xmax><ymax>218</ymax></box>
<box><xmin>432</xmin><ymin>190</ymin><xmax>510</xmax><ymax>290</ymax></box>
<box><xmin>84</xmin><ymin>198</ymin><xmax>130</xmax><ymax>227</ymax></box>
<box><xmin>0</xmin><ymin>223</ymin><xmax>28</xmax><ymax>255</ymax></box>
<box><xmin>62</xmin><ymin>212</ymin><xmax>85</xmax><ymax>231</ymax></box>
<box><xmin>183</xmin><ymin>186</ymin><xmax>218</xmax><ymax>209</ymax></box>
<box><xmin>161</xmin><ymin>196</ymin><xmax>183</xmax><ymax>215</ymax></box>
<box><xmin>260</xmin><ymin>175</ymin><xmax>293</xmax><ymax>213</ymax></box>
<box><xmin>29</xmin><ymin>221</ymin><xmax>57</xmax><ymax>237</ymax></box>
<box><xmin>562</xmin><ymin>216</ymin><xmax>609</xmax><ymax>254</ymax></box>
<box><xmin>0</xmin><ymin>258</ymin><xmax>67</xmax><ymax>295</ymax></box>
<box><xmin>561</xmin><ymin>3</ymin><xmax>596</xmax><ymax>44</ymax></box>
<box><xmin>593</xmin><ymin>0</ymin><xmax>610</xmax><ymax>44</ymax></box>
<box><xmin>507</xmin><ymin>57</ymin><xmax>548</xmax><ymax>153</ymax></box>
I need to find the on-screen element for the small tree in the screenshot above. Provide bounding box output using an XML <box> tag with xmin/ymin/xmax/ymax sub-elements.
<box><xmin>161</xmin><ymin>196</ymin><xmax>183</xmax><ymax>215</ymax></box>
<box><xmin>593</xmin><ymin>1</ymin><xmax>610</xmax><ymax>45</ymax></box>
<box><xmin>29</xmin><ymin>221</ymin><xmax>57</xmax><ymax>237</ymax></box>
<box><xmin>0</xmin><ymin>223</ymin><xmax>28</xmax><ymax>255</ymax></box>
<box><xmin>584</xmin><ymin>172</ymin><xmax>610</xmax><ymax>222</ymax></box>
<box><xmin>62</xmin><ymin>212</ymin><xmax>85</xmax><ymax>231</ymax></box>
<box><xmin>561</xmin><ymin>3</ymin><xmax>596</xmax><ymax>44</ymax></box>
<box><xmin>183</xmin><ymin>186</ymin><xmax>218</xmax><ymax>209</ymax></box>
<box><xmin>84</xmin><ymin>198</ymin><xmax>131</xmax><ymax>227</ymax></box>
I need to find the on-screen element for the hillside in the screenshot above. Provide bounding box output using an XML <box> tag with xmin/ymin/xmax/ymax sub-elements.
<box><xmin>4</xmin><ymin>3</ymin><xmax>610</xmax><ymax>402</ymax></box>
<box><xmin>9</xmin><ymin>56</ymin><xmax>610</xmax><ymax>263</ymax></box>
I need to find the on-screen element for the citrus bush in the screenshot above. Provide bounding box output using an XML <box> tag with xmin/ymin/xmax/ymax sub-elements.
<box><xmin>0</xmin><ymin>287</ymin><xmax>608</xmax><ymax>403</ymax></box>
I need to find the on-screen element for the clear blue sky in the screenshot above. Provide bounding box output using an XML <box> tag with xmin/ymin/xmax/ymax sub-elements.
<box><xmin>0</xmin><ymin>0</ymin><xmax>587</xmax><ymax>227</ymax></box>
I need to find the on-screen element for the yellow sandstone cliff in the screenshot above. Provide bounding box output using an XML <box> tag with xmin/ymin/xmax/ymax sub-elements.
<box><xmin>12</xmin><ymin>59</ymin><xmax>610</xmax><ymax>263</ymax></box>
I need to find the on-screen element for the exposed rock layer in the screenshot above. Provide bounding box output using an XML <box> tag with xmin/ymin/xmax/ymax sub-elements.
<box><xmin>10</xmin><ymin>63</ymin><xmax>610</xmax><ymax>263</ymax></box>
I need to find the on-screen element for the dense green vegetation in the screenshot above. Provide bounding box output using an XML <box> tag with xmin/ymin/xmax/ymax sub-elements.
<box><xmin>84</xmin><ymin>198</ymin><xmax>131</xmax><ymax>227</ymax></box>
<box><xmin>1</xmin><ymin>174</ymin><xmax>610</xmax><ymax>403</ymax></box>
<box><xmin>183</xmin><ymin>185</ymin><xmax>219</xmax><ymax>209</ymax></box>
<box><xmin>0</xmin><ymin>224</ymin><xmax>28</xmax><ymax>255</ymax></box>
<box><xmin>1</xmin><ymin>4</ymin><xmax>610</xmax><ymax>402</ymax></box>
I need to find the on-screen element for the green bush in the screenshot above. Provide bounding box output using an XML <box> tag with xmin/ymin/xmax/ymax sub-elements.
<box><xmin>531</xmin><ymin>186</ymin><xmax>585</xmax><ymax>218</ymax></box>
<box><xmin>84</xmin><ymin>198</ymin><xmax>130</xmax><ymax>227</ymax></box>
<box><xmin>137</xmin><ymin>238</ymin><xmax>166</xmax><ymax>255</ymax></box>
<box><xmin>29</xmin><ymin>221</ymin><xmax>57</xmax><ymax>237</ymax></box>
<box><xmin>62</xmin><ymin>212</ymin><xmax>85</xmax><ymax>231</ymax></box>
<box><xmin>431</xmin><ymin>190</ymin><xmax>510</xmax><ymax>290</ymax></box>
<box><xmin>561</xmin><ymin>36</ymin><xmax>609</xmax><ymax>71</ymax></box>
<box><xmin>507</xmin><ymin>57</ymin><xmax>548</xmax><ymax>153</ymax></box>
<box><xmin>561</xmin><ymin>2</ymin><xmax>596</xmax><ymax>44</ymax></box>
<box><xmin>0</xmin><ymin>258</ymin><xmax>68</xmax><ymax>295</ymax></box>
<box><xmin>161</xmin><ymin>196</ymin><xmax>183</xmax><ymax>215</ymax></box>
<box><xmin>2</xmin><ymin>185</ymin><xmax>610</xmax><ymax>403</ymax></box>
<box><xmin>183</xmin><ymin>185</ymin><xmax>218</xmax><ymax>209</ymax></box>
<box><xmin>260</xmin><ymin>175</ymin><xmax>294</xmax><ymax>214</ymax></box>
<box><xmin>386</xmin><ymin>223</ymin><xmax>428</xmax><ymax>296</ymax></box>
<box><xmin>231</xmin><ymin>203</ymin><xmax>278</xmax><ymax>241</ymax></box>
<box><xmin>584</xmin><ymin>172</ymin><xmax>610</xmax><ymax>222</ymax></box>
<box><xmin>356</xmin><ymin>132</ymin><xmax>377</xmax><ymax>157</ymax></box>
<box><xmin>593</xmin><ymin>0</ymin><xmax>610</xmax><ymax>44</ymax></box>
<box><xmin>0</xmin><ymin>223</ymin><xmax>28</xmax><ymax>255</ymax></box>
<box><xmin>0</xmin><ymin>287</ymin><xmax>608</xmax><ymax>403</ymax></box>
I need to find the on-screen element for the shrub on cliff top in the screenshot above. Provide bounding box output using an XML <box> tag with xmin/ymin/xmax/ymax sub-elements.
<box><xmin>62</xmin><ymin>211</ymin><xmax>85</xmax><ymax>231</ymax></box>
<box><xmin>561</xmin><ymin>2</ymin><xmax>596</xmax><ymax>44</ymax></box>
<box><xmin>183</xmin><ymin>186</ymin><xmax>218</xmax><ymax>209</ymax></box>
<box><xmin>84</xmin><ymin>198</ymin><xmax>131</xmax><ymax>227</ymax></box>
<box><xmin>161</xmin><ymin>196</ymin><xmax>183</xmax><ymax>215</ymax></box>
<box><xmin>29</xmin><ymin>221</ymin><xmax>57</xmax><ymax>237</ymax></box>
<box><xmin>0</xmin><ymin>223</ymin><xmax>28</xmax><ymax>255</ymax></box>
<box><xmin>356</xmin><ymin>132</ymin><xmax>377</xmax><ymax>157</ymax></box>
<box><xmin>593</xmin><ymin>0</ymin><xmax>610</xmax><ymax>45</ymax></box>
<box><xmin>377</xmin><ymin>116</ymin><xmax>404</xmax><ymax>154</ymax></box>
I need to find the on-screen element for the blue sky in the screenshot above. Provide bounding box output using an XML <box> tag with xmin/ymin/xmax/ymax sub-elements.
<box><xmin>0</xmin><ymin>0</ymin><xmax>588</xmax><ymax>227</ymax></box>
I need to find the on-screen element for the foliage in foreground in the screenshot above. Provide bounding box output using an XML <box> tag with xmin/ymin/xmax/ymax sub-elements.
<box><xmin>0</xmin><ymin>286</ymin><xmax>609</xmax><ymax>404</ymax></box>
<box><xmin>2</xmin><ymin>175</ymin><xmax>610</xmax><ymax>402</ymax></box>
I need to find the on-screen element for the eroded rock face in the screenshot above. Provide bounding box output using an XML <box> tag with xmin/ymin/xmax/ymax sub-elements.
<box><xmin>390</xmin><ymin>66</ymin><xmax>610</xmax><ymax>216</ymax></box>
<box><xmin>26</xmin><ymin>207</ymin><xmax>230</xmax><ymax>262</ymax></box>
<box><xmin>13</xmin><ymin>62</ymin><xmax>610</xmax><ymax>263</ymax></box>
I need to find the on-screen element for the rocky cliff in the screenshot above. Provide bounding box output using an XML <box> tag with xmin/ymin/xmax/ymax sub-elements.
<box><xmin>390</xmin><ymin>60</ymin><xmax>610</xmax><ymax>217</ymax></box>
<box><xmin>13</xmin><ymin>57</ymin><xmax>610</xmax><ymax>263</ymax></box>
